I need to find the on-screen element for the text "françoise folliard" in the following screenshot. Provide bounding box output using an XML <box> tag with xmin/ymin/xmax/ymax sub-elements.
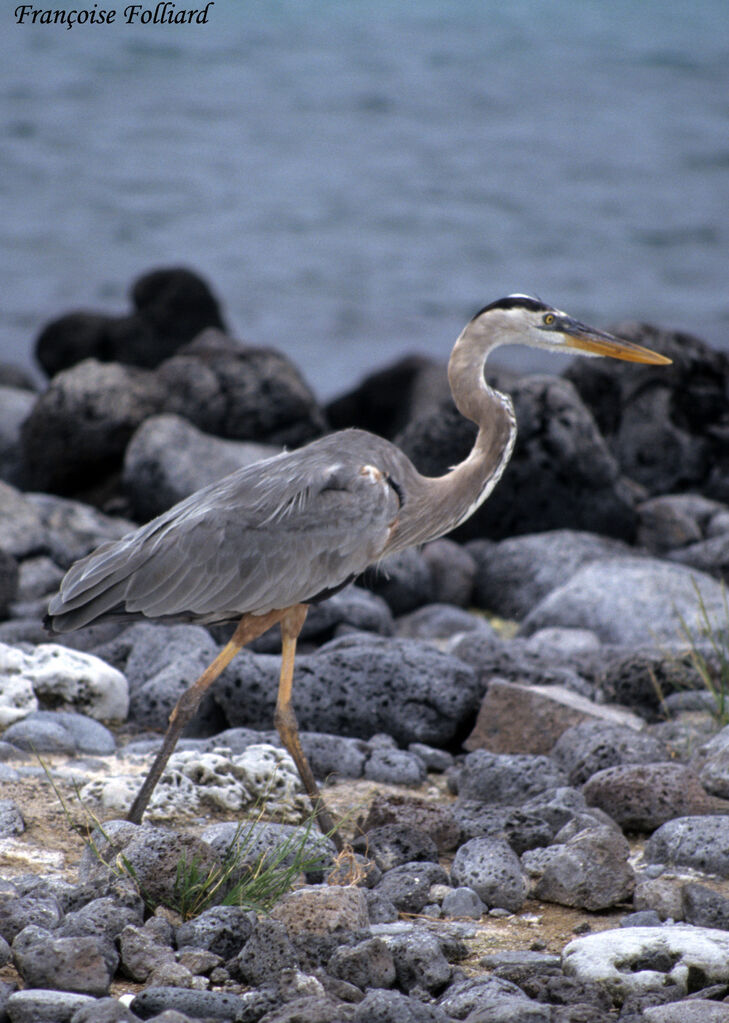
<box><xmin>14</xmin><ymin>2</ymin><xmax>214</xmax><ymax>27</ymax></box>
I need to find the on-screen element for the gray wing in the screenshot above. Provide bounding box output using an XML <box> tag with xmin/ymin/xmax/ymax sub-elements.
<box><xmin>47</xmin><ymin>442</ymin><xmax>402</xmax><ymax>632</ymax></box>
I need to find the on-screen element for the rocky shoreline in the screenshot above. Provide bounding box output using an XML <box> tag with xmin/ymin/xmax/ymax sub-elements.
<box><xmin>2</xmin><ymin>268</ymin><xmax>729</xmax><ymax>1021</ymax></box>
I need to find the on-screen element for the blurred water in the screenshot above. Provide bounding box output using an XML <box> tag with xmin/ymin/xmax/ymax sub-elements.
<box><xmin>2</xmin><ymin>0</ymin><xmax>728</xmax><ymax>396</ymax></box>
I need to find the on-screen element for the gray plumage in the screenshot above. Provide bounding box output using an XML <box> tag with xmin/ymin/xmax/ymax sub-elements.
<box><xmin>46</xmin><ymin>296</ymin><xmax>670</xmax><ymax>635</ymax></box>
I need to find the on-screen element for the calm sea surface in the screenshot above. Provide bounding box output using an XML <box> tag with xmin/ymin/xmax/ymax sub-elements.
<box><xmin>2</xmin><ymin>1</ymin><xmax>729</xmax><ymax>396</ymax></box>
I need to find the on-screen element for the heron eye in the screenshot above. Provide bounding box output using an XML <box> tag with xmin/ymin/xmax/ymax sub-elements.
<box><xmin>543</xmin><ymin>313</ymin><xmax>555</xmax><ymax>327</ymax></box>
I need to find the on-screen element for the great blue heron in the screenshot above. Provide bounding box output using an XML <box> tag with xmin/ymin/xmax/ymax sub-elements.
<box><xmin>45</xmin><ymin>296</ymin><xmax>670</xmax><ymax>842</ymax></box>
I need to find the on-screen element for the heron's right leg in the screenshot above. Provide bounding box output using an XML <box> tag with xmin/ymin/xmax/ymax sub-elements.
<box><xmin>127</xmin><ymin>609</ymin><xmax>285</xmax><ymax>825</ymax></box>
<box><xmin>274</xmin><ymin>604</ymin><xmax>343</xmax><ymax>851</ymax></box>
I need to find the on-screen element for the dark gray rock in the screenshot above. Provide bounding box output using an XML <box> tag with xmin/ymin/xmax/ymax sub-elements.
<box><xmin>175</xmin><ymin>905</ymin><xmax>256</xmax><ymax>959</ymax></box>
<box><xmin>564</xmin><ymin>321</ymin><xmax>729</xmax><ymax>502</ymax></box>
<box><xmin>364</xmin><ymin>747</ymin><xmax>427</xmax><ymax>786</ymax></box>
<box><xmin>352</xmin><ymin>824</ymin><xmax>438</xmax><ymax>871</ymax></box>
<box><xmin>581</xmin><ymin>644</ymin><xmax>702</xmax><ymax>721</ymax></box>
<box><xmin>422</xmin><ymin>538</ymin><xmax>477</xmax><ymax>608</ymax></box>
<box><xmin>692</xmin><ymin>727</ymin><xmax>729</xmax><ymax>799</ymax></box>
<box><xmin>396</xmin><ymin>374</ymin><xmax>638</xmax><ymax>542</ymax></box>
<box><xmin>353</xmin><ymin>988</ymin><xmax>452</xmax><ymax>1023</ymax></box>
<box><xmin>407</xmin><ymin>743</ymin><xmax>454</xmax><ymax>773</ymax></box>
<box><xmin>0</xmin><ymin>935</ymin><xmax>10</xmax><ymax>968</ymax></box>
<box><xmin>0</xmin><ymin>800</ymin><xmax>24</xmax><ymax>837</ymax></box>
<box><xmin>0</xmin><ymin>894</ymin><xmax>62</xmax><ymax>943</ymax></box>
<box><xmin>0</xmin><ymin>549</ymin><xmax>19</xmax><ymax>617</ymax></box>
<box><xmin>16</xmin><ymin>556</ymin><xmax>65</xmax><ymax>602</ymax></box>
<box><xmin>551</xmin><ymin>721</ymin><xmax>670</xmax><ymax>786</ymax></box>
<box><xmin>359</xmin><ymin>793</ymin><xmax>461</xmax><ymax>854</ymax></box>
<box><xmin>0</xmin><ymin>386</ymin><xmax>39</xmax><ymax>487</ymax></box>
<box><xmin>452</xmin><ymin>802</ymin><xmax>553</xmax><ymax>854</ymax></box>
<box><xmin>620</xmin><ymin>910</ymin><xmax>663</xmax><ymax>927</ymax></box>
<box><xmin>327</xmin><ymin>936</ymin><xmax>396</xmax><ymax>991</ymax></box>
<box><xmin>636</xmin><ymin>494</ymin><xmax>726</xmax><ymax>554</ymax></box>
<box><xmin>438</xmin><ymin>975</ymin><xmax>550</xmax><ymax>1022</ymax></box>
<box><xmin>326</xmin><ymin>353</ymin><xmax>449</xmax><ymax>441</ymax></box>
<box><xmin>520</xmin><ymin>787</ymin><xmax>590</xmax><ymax>832</ymax></box>
<box><xmin>215</xmin><ymin>634</ymin><xmax>480</xmax><ymax>748</ymax></box>
<box><xmin>361</xmin><ymin>549</ymin><xmax>435</xmax><ymax>616</ymax></box>
<box><xmin>451</xmin><ymin>837</ymin><xmax>527</xmax><ymax>912</ymax></box>
<box><xmin>530</xmin><ymin>824</ymin><xmax>635</xmax><ymax>910</ymax></box>
<box><xmin>5</xmin><ymin>989</ymin><xmax>96</xmax><ymax>1023</ymax></box>
<box><xmin>681</xmin><ymin>883</ymin><xmax>729</xmax><ymax>930</ymax></box>
<box><xmin>441</xmin><ymin>886</ymin><xmax>485</xmax><ymax>918</ymax></box>
<box><xmin>26</xmin><ymin>491</ymin><xmax>134</xmax><ymax>569</ymax></box>
<box><xmin>374</xmin><ymin>862</ymin><xmax>449</xmax><ymax>914</ymax></box>
<box><xmin>229</xmin><ymin>917</ymin><xmax>298</xmax><ymax>986</ymax></box>
<box><xmin>0</xmin><ymin>482</ymin><xmax>49</xmax><ymax>559</ymax></box>
<box><xmin>20</xmin><ymin>359</ymin><xmax>166</xmax><ymax>494</ymax></box>
<box><xmin>478</xmin><ymin>949</ymin><xmax>561</xmax><ymax>982</ymax></box>
<box><xmin>388</xmin><ymin>929</ymin><xmax>451</xmax><ymax>993</ymax></box>
<box><xmin>455</xmin><ymin>750</ymin><xmax>568</xmax><ymax>805</ymax></box>
<box><xmin>670</xmin><ymin>532</ymin><xmax>729</xmax><ymax>583</ymax></box>
<box><xmin>449</xmin><ymin>630</ymin><xmax>591</xmax><ymax>696</ymax></box>
<box><xmin>70</xmin><ymin>997</ymin><xmax>141</xmax><ymax>1022</ymax></box>
<box><xmin>1</xmin><ymin>711</ymin><xmax>116</xmax><ymax>756</ymax></box>
<box><xmin>582</xmin><ymin>762</ymin><xmax>722</xmax><ymax>831</ymax></box>
<box><xmin>365</xmin><ymin>891</ymin><xmax>399</xmax><ymax>924</ymax></box>
<box><xmin>118</xmin><ymin>923</ymin><xmax>175</xmax><ymax>983</ymax></box>
<box><xmin>522</xmin><ymin>556</ymin><xmax>728</xmax><ymax>646</ymax></box>
<box><xmin>35</xmin><ymin>267</ymin><xmax>226</xmax><ymax>376</ymax></box>
<box><xmin>56</xmin><ymin>895</ymin><xmax>144</xmax><ymax>944</ymax></box>
<box><xmin>123</xmin><ymin>413</ymin><xmax>279</xmax><ymax>520</ymax></box>
<box><xmin>394</xmin><ymin>604</ymin><xmax>489</xmax><ymax>641</ymax></box>
<box><xmin>12</xmin><ymin>924</ymin><xmax>116</xmax><ymax>996</ymax></box>
<box><xmin>156</xmin><ymin>328</ymin><xmax>325</xmax><ymax>448</ymax></box>
<box><xmin>468</xmin><ymin>530</ymin><xmax>632</xmax><ymax>619</ymax></box>
<box><xmin>645</xmin><ymin>816</ymin><xmax>729</xmax><ymax>877</ymax></box>
<box><xmin>130</xmin><ymin>984</ymin><xmax>247</xmax><ymax>1021</ymax></box>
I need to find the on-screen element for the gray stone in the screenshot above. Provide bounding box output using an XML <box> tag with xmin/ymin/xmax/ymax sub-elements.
<box><xmin>407</xmin><ymin>742</ymin><xmax>454</xmax><ymax>773</ymax></box>
<box><xmin>531</xmin><ymin>824</ymin><xmax>635</xmax><ymax>911</ymax></box>
<box><xmin>633</xmin><ymin>877</ymin><xmax>685</xmax><ymax>921</ymax></box>
<box><xmin>327</xmin><ymin>936</ymin><xmax>396</xmax><ymax>991</ymax></box>
<box><xmin>422</xmin><ymin>538</ymin><xmax>477</xmax><ymax>607</ymax></box>
<box><xmin>21</xmin><ymin>358</ymin><xmax>166</xmax><ymax>493</ymax></box>
<box><xmin>0</xmin><ymin>385</ymin><xmax>35</xmax><ymax>486</ymax></box>
<box><xmin>27</xmin><ymin>491</ymin><xmax>134</xmax><ymax>568</ymax></box>
<box><xmin>438</xmin><ymin>975</ymin><xmax>550</xmax><ymax>1022</ymax></box>
<box><xmin>682</xmin><ymin>883</ymin><xmax>729</xmax><ymax>930</ymax></box>
<box><xmin>636</xmin><ymin>494</ymin><xmax>725</xmax><ymax>553</ymax></box>
<box><xmin>364</xmin><ymin>747</ymin><xmax>427</xmax><ymax>786</ymax></box>
<box><xmin>520</xmin><ymin>786</ymin><xmax>590</xmax><ymax>832</ymax></box>
<box><xmin>521</xmin><ymin>556</ymin><xmax>727</xmax><ymax>646</ymax></box>
<box><xmin>175</xmin><ymin>905</ymin><xmax>255</xmax><ymax>959</ymax></box>
<box><xmin>469</xmin><ymin>529</ymin><xmax>633</xmax><ymax>619</ymax></box>
<box><xmin>271</xmin><ymin>885</ymin><xmax>369</xmax><ymax>935</ymax></box>
<box><xmin>388</xmin><ymin>929</ymin><xmax>451</xmax><ymax>993</ymax></box>
<box><xmin>0</xmin><ymin>482</ymin><xmax>48</xmax><ymax>559</ymax></box>
<box><xmin>583</xmin><ymin>762</ymin><xmax>722</xmax><ymax>831</ymax></box>
<box><xmin>352</xmin><ymin>824</ymin><xmax>438</xmax><ymax>872</ymax></box>
<box><xmin>57</xmin><ymin>895</ymin><xmax>144</xmax><ymax>944</ymax></box>
<box><xmin>5</xmin><ymin>989</ymin><xmax>96</xmax><ymax>1023</ymax></box>
<box><xmin>0</xmin><ymin>549</ymin><xmax>19</xmax><ymax>617</ymax></box>
<box><xmin>693</xmin><ymin>727</ymin><xmax>729</xmax><ymax>799</ymax></box>
<box><xmin>156</xmin><ymin>327</ymin><xmax>326</xmax><ymax>449</ymax></box>
<box><xmin>69</xmin><ymin>997</ymin><xmax>141</xmax><ymax>1022</ymax></box>
<box><xmin>441</xmin><ymin>887</ymin><xmax>486</xmax><ymax>919</ymax></box>
<box><xmin>0</xmin><ymin>896</ymin><xmax>62</xmax><ymax>943</ymax></box>
<box><xmin>620</xmin><ymin>910</ymin><xmax>662</xmax><ymax>927</ymax></box>
<box><xmin>360</xmin><ymin>793</ymin><xmax>461</xmax><ymax>854</ymax></box>
<box><xmin>118</xmin><ymin>923</ymin><xmax>175</xmax><ymax>983</ymax></box>
<box><xmin>130</xmin><ymin>985</ymin><xmax>247</xmax><ymax>1021</ymax></box>
<box><xmin>201</xmin><ymin>819</ymin><xmax>336</xmax><ymax>877</ymax></box>
<box><xmin>552</xmin><ymin>721</ymin><xmax>669</xmax><ymax>786</ymax></box>
<box><xmin>451</xmin><ymin>837</ymin><xmax>526</xmax><ymax>912</ymax></box>
<box><xmin>452</xmin><ymin>802</ymin><xmax>553</xmax><ymax>854</ymax></box>
<box><xmin>361</xmin><ymin>548</ymin><xmax>434</xmax><ymax>615</ymax></box>
<box><xmin>455</xmin><ymin>750</ymin><xmax>568</xmax><ymax>804</ymax></box>
<box><xmin>646</xmin><ymin>816</ymin><xmax>729</xmax><ymax>877</ymax></box>
<box><xmin>374</xmin><ymin>862</ymin><xmax>449</xmax><ymax>914</ymax></box>
<box><xmin>642</xmin><ymin>1001</ymin><xmax>729</xmax><ymax>1022</ymax></box>
<box><xmin>353</xmin><ymin>988</ymin><xmax>451</xmax><ymax>1023</ymax></box>
<box><xmin>395</xmin><ymin>603</ymin><xmax>490</xmax><ymax>642</ymax></box>
<box><xmin>229</xmin><ymin>917</ymin><xmax>298</xmax><ymax>986</ymax></box>
<box><xmin>123</xmin><ymin>412</ymin><xmax>279</xmax><ymax>520</ymax></box>
<box><xmin>0</xmin><ymin>800</ymin><xmax>24</xmax><ymax>837</ymax></box>
<box><xmin>215</xmin><ymin>634</ymin><xmax>481</xmax><ymax>748</ymax></box>
<box><xmin>12</xmin><ymin>925</ymin><xmax>116</xmax><ymax>996</ymax></box>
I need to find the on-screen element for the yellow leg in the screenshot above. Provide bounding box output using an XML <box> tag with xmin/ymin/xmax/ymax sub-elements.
<box><xmin>274</xmin><ymin>604</ymin><xmax>342</xmax><ymax>851</ymax></box>
<box><xmin>127</xmin><ymin>609</ymin><xmax>285</xmax><ymax>824</ymax></box>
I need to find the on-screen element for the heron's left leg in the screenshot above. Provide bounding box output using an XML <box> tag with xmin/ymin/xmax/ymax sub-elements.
<box><xmin>274</xmin><ymin>603</ymin><xmax>342</xmax><ymax>851</ymax></box>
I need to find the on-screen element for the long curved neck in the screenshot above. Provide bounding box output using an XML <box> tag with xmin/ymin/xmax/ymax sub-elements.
<box><xmin>393</xmin><ymin>318</ymin><xmax>517</xmax><ymax>549</ymax></box>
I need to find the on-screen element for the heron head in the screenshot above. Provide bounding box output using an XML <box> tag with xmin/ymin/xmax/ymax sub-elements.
<box><xmin>471</xmin><ymin>294</ymin><xmax>672</xmax><ymax>365</ymax></box>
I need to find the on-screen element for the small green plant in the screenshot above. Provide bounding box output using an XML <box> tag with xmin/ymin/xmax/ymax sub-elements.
<box><xmin>40</xmin><ymin>758</ymin><xmax>332</xmax><ymax>921</ymax></box>
<box><xmin>676</xmin><ymin>580</ymin><xmax>729</xmax><ymax>725</ymax></box>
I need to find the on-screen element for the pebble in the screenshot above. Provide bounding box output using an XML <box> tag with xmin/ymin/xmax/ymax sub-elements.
<box><xmin>450</xmin><ymin>837</ymin><xmax>527</xmax><ymax>912</ymax></box>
